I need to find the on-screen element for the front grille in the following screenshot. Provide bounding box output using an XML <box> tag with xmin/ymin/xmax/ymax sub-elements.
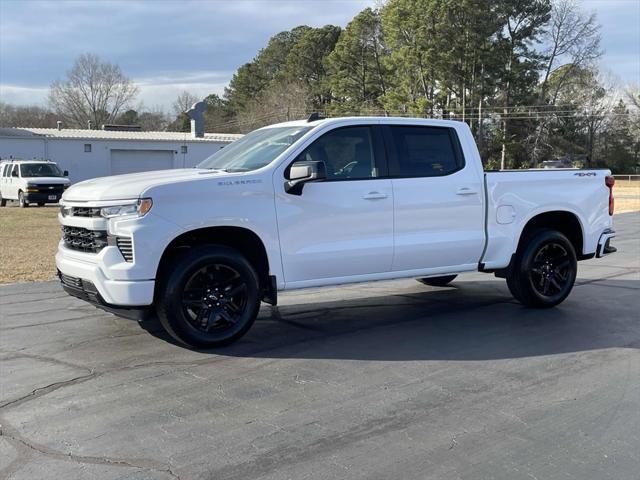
<box><xmin>32</xmin><ymin>184</ymin><xmax>65</xmax><ymax>194</ymax></box>
<box><xmin>62</xmin><ymin>226</ymin><xmax>108</xmax><ymax>253</ymax></box>
<box><xmin>116</xmin><ymin>237</ymin><xmax>134</xmax><ymax>262</ymax></box>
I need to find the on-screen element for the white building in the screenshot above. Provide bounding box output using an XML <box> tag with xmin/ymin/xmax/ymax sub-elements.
<box><xmin>0</xmin><ymin>127</ymin><xmax>243</xmax><ymax>183</ymax></box>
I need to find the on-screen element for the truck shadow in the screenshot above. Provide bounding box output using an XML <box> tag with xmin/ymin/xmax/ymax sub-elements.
<box><xmin>140</xmin><ymin>278</ymin><xmax>639</xmax><ymax>361</ymax></box>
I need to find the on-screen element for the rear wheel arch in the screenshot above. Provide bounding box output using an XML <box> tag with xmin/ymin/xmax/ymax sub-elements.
<box><xmin>515</xmin><ymin>210</ymin><xmax>585</xmax><ymax>260</ymax></box>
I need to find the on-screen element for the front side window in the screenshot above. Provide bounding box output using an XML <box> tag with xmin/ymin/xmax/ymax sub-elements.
<box><xmin>389</xmin><ymin>126</ymin><xmax>463</xmax><ymax>177</ymax></box>
<box><xmin>198</xmin><ymin>126</ymin><xmax>311</xmax><ymax>173</ymax></box>
<box><xmin>295</xmin><ymin>126</ymin><xmax>378</xmax><ymax>180</ymax></box>
<box><xmin>19</xmin><ymin>163</ymin><xmax>64</xmax><ymax>178</ymax></box>
<box><xmin>11</xmin><ymin>164</ymin><xmax>19</xmax><ymax>177</ymax></box>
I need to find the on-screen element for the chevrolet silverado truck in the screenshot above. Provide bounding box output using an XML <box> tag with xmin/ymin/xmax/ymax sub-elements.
<box><xmin>56</xmin><ymin>116</ymin><xmax>617</xmax><ymax>348</ymax></box>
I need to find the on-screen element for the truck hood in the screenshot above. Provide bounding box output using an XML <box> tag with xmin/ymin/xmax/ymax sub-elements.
<box><xmin>62</xmin><ymin>169</ymin><xmax>219</xmax><ymax>202</ymax></box>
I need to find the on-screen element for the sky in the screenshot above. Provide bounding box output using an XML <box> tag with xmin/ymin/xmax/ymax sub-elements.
<box><xmin>0</xmin><ymin>0</ymin><xmax>638</xmax><ymax>112</ymax></box>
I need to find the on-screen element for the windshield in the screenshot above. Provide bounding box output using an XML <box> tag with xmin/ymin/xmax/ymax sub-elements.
<box><xmin>198</xmin><ymin>126</ymin><xmax>311</xmax><ymax>172</ymax></box>
<box><xmin>20</xmin><ymin>163</ymin><xmax>64</xmax><ymax>178</ymax></box>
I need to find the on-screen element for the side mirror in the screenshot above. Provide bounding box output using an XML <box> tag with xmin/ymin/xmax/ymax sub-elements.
<box><xmin>285</xmin><ymin>161</ymin><xmax>326</xmax><ymax>195</ymax></box>
<box><xmin>63</xmin><ymin>170</ymin><xmax>69</xmax><ymax>177</ymax></box>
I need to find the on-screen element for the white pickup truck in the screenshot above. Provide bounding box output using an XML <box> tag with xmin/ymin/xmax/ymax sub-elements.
<box><xmin>56</xmin><ymin>116</ymin><xmax>616</xmax><ymax>347</ymax></box>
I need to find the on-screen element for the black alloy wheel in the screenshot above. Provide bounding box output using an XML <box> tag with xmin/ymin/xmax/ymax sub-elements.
<box><xmin>507</xmin><ymin>229</ymin><xmax>577</xmax><ymax>308</ymax></box>
<box><xmin>181</xmin><ymin>263</ymin><xmax>249</xmax><ymax>334</ymax></box>
<box><xmin>156</xmin><ymin>245</ymin><xmax>261</xmax><ymax>348</ymax></box>
<box><xmin>529</xmin><ymin>242</ymin><xmax>572</xmax><ymax>297</ymax></box>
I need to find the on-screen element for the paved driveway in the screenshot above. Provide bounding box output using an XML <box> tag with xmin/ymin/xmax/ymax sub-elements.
<box><xmin>1</xmin><ymin>213</ymin><xmax>639</xmax><ymax>480</ymax></box>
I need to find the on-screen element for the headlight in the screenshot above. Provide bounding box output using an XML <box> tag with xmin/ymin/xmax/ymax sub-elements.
<box><xmin>101</xmin><ymin>198</ymin><xmax>153</xmax><ymax>218</ymax></box>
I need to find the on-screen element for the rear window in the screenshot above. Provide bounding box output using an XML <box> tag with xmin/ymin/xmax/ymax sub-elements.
<box><xmin>389</xmin><ymin>126</ymin><xmax>463</xmax><ymax>177</ymax></box>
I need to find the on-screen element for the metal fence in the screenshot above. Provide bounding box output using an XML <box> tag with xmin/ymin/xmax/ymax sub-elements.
<box><xmin>613</xmin><ymin>175</ymin><xmax>640</xmax><ymax>183</ymax></box>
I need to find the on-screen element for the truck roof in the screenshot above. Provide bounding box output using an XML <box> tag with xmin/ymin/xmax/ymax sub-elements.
<box><xmin>263</xmin><ymin>116</ymin><xmax>467</xmax><ymax>129</ymax></box>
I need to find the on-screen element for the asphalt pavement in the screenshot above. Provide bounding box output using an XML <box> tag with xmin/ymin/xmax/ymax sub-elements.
<box><xmin>1</xmin><ymin>212</ymin><xmax>639</xmax><ymax>480</ymax></box>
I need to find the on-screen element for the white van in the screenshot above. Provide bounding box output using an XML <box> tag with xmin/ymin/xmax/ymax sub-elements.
<box><xmin>0</xmin><ymin>160</ymin><xmax>70</xmax><ymax>207</ymax></box>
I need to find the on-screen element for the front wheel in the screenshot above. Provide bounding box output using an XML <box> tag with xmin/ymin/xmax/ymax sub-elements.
<box><xmin>18</xmin><ymin>191</ymin><xmax>28</xmax><ymax>208</ymax></box>
<box><xmin>417</xmin><ymin>274</ymin><xmax>458</xmax><ymax>287</ymax></box>
<box><xmin>156</xmin><ymin>245</ymin><xmax>261</xmax><ymax>348</ymax></box>
<box><xmin>506</xmin><ymin>229</ymin><xmax>577</xmax><ymax>308</ymax></box>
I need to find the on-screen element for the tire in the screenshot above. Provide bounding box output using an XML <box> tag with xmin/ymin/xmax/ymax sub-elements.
<box><xmin>0</xmin><ymin>194</ymin><xmax>5</xmax><ymax>207</ymax></box>
<box><xmin>417</xmin><ymin>274</ymin><xmax>458</xmax><ymax>287</ymax></box>
<box><xmin>506</xmin><ymin>229</ymin><xmax>577</xmax><ymax>308</ymax></box>
<box><xmin>156</xmin><ymin>245</ymin><xmax>261</xmax><ymax>348</ymax></box>
<box><xmin>18</xmin><ymin>191</ymin><xmax>28</xmax><ymax>208</ymax></box>
<box><xmin>37</xmin><ymin>202</ymin><xmax>45</xmax><ymax>207</ymax></box>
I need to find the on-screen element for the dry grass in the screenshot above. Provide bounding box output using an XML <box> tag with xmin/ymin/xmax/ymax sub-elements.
<box><xmin>0</xmin><ymin>205</ymin><xmax>61</xmax><ymax>284</ymax></box>
<box><xmin>614</xmin><ymin>181</ymin><xmax>640</xmax><ymax>213</ymax></box>
<box><xmin>0</xmin><ymin>183</ymin><xmax>638</xmax><ymax>285</ymax></box>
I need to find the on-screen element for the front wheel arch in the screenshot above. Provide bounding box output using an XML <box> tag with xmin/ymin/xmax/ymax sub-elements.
<box><xmin>156</xmin><ymin>226</ymin><xmax>273</xmax><ymax>303</ymax></box>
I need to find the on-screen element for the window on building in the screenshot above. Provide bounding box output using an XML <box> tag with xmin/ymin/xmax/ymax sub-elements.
<box><xmin>84</xmin><ymin>144</ymin><xmax>92</xmax><ymax>153</ymax></box>
<box><xmin>181</xmin><ymin>145</ymin><xmax>188</xmax><ymax>154</ymax></box>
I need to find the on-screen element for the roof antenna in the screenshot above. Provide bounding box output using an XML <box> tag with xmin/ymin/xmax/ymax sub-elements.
<box><xmin>307</xmin><ymin>112</ymin><xmax>323</xmax><ymax>122</ymax></box>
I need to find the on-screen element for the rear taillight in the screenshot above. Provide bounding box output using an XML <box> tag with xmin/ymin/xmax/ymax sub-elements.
<box><xmin>606</xmin><ymin>175</ymin><xmax>615</xmax><ymax>215</ymax></box>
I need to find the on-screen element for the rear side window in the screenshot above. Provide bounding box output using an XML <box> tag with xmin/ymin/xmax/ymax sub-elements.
<box><xmin>388</xmin><ymin>126</ymin><xmax>463</xmax><ymax>177</ymax></box>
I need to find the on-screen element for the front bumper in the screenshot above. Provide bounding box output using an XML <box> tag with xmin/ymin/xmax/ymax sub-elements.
<box><xmin>56</xmin><ymin>244</ymin><xmax>155</xmax><ymax>306</ymax></box>
<box><xmin>25</xmin><ymin>192</ymin><xmax>62</xmax><ymax>203</ymax></box>
<box><xmin>58</xmin><ymin>270</ymin><xmax>151</xmax><ymax>320</ymax></box>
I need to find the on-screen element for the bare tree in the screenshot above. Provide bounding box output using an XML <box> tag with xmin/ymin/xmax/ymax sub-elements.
<box><xmin>236</xmin><ymin>81</ymin><xmax>311</xmax><ymax>132</ymax></box>
<box><xmin>539</xmin><ymin>0</ymin><xmax>602</xmax><ymax>102</ymax></box>
<box><xmin>0</xmin><ymin>102</ymin><xmax>57</xmax><ymax>127</ymax></box>
<box><xmin>626</xmin><ymin>84</ymin><xmax>640</xmax><ymax>110</ymax></box>
<box><xmin>532</xmin><ymin>0</ymin><xmax>602</xmax><ymax>163</ymax></box>
<box><xmin>172</xmin><ymin>91</ymin><xmax>200</xmax><ymax>117</ymax></box>
<box><xmin>48</xmin><ymin>53</ymin><xmax>138</xmax><ymax>129</ymax></box>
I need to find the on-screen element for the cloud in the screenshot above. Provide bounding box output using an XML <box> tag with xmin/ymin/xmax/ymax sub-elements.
<box><xmin>0</xmin><ymin>85</ymin><xmax>49</xmax><ymax>105</ymax></box>
<box><xmin>1</xmin><ymin>0</ymin><xmax>637</xmax><ymax>113</ymax></box>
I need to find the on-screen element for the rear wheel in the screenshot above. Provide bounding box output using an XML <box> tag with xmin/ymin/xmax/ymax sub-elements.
<box><xmin>417</xmin><ymin>274</ymin><xmax>457</xmax><ymax>287</ymax></box>
<box><xmin>156</xmin><ymin>245</ymin><xmax>261</xmax><ymax>348</ymax></box>
<box><xmin>506</xmin><ymin>229</ymin><xmax>577</xmax><ymax>308</ymax></box>
<box><xmin>0</xmin><ymin>193</ymin><xmax>5</xmax><ymax>207</ymax></box>
<box><xmin>18</xmin><ymin>191</ymin><xmax>28</xmax><ymax>208</ymax></box>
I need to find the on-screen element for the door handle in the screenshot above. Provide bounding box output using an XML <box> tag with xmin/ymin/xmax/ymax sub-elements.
<box><xmin>456</xmin><ymin>187</ymin><xmax>478</xmax><ymax>195</ymax></box>
<box><xmin>362</xmin><ymin>191</ymin><xmax>388</xmax><ymax>200</ymax></box>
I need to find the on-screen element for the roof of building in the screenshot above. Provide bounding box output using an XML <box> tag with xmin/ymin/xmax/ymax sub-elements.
<box><xmin>0</xmin><ymin>127</ymin><xmax>243</xmax><ymax>143</ymax></box>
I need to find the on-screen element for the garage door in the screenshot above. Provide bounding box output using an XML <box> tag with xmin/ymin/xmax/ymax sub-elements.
<box><xmin>110</xmin><ymin>149</ymin><xmax>174</xmax><ymax>175</ymax></box>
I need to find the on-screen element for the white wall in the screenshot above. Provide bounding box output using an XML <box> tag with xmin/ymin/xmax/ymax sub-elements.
<box><xmin>0</xmin><ymin>137</ymin><xmax>227</xmax><ymax>183</ymax></box>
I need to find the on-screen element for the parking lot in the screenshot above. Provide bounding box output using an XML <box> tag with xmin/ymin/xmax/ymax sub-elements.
<box><xmin>1</xmin><ymin>212</ymin><xmax>638</xmax><ymax>480</ymax></box>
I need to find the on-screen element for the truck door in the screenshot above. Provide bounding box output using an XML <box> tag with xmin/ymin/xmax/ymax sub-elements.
<box><xmin>274</xmin><ymin>125</ymin><xmax>394</xmax><ymax>286</ymax></box>
<box><xmin>384</xmin><ymin>125</ymin><xmax>485</xmax><ymax>272</ymax></box>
